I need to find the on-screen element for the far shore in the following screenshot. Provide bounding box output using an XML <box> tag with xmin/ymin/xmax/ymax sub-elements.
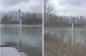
<box><xmin>0</xmin><ymin>24</ymin><xmax>42</xmax><ymax>27</ymax></box>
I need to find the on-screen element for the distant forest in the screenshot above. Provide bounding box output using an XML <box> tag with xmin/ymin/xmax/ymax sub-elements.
<box><xmin>44</xmin><ymin>14</ymin><xmax>86</xmax><ymax>27</ymax></box>
<box><xmin>1</xmin><ymin>12</ymin><xmax>86</xmax><ymax>26</ymax></box>
<box><xmin>44</xmin><ymin>0</ymin><xmax>86</xmax><ymax>27</ymax></box>
<box><xmin>1</xmin><ymin>12</ymin><xmax>42</xmax><ymax>24</ymax></box>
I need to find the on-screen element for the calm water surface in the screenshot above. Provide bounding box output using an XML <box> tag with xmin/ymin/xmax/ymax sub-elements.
<box><xmin>0</xmin><ymin>24</ymin><xmax>42</xmax><ymax>56</ymax></box>
<box><xmin>45</xmin><ymin>27</ymin><xmax>86</xmax><ymax>44</ymax></box>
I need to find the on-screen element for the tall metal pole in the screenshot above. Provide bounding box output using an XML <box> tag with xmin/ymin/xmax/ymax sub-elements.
<box><xmin>18</xmin><ymin>9</ymin><xmax>22</xmax><ymax>49</ymax></box>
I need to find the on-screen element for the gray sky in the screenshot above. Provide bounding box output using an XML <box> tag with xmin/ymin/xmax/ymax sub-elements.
<box><xmin>0</xmin><ymin>0</ymin><xmax>42</xmax><ymax>13</ymax></box>
<box><xmin>1</xmin><ymin>0</ymin><xmax>86</xmax><ymax>16</ymax></box>
<box><xmin>49</xmin><ymin>0</ymin><xmax>86</xmax><ymax>16</ymax></box>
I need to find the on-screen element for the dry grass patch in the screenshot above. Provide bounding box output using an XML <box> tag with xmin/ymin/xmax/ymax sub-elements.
<box><xmin>44</xmin><ymin>33</ymin><xmax>86</xmax><ymax>56</ymax></box>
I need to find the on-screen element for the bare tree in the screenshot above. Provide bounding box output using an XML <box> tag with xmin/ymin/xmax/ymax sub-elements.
<box><xmin>44</xmin><ymin>0</ymin><xmax>55</xmax><ymax>27</ymax></box>
<box><xmin>44</xmin><ymin>0</ymin><xmax>54</xmax><ymax>15</ymax></box>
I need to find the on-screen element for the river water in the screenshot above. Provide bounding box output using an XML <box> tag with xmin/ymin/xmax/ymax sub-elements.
<box><xmin>45</xmin><ymin>27</ymin><xmax>86</xmax><ymax>44</ymax></box>
<box><xmin>0</xmin><ymin>24</ymin><xmax>42</xmax><ymax>56</ymax></box>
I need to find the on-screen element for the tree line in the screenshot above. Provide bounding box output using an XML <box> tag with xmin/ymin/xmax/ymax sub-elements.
<box><xmin>44</xmin><ymin>0</ymin><xmax>86</xmax><ymax>27</ymax></box>
<box><xmin>1</xmin><ymin>12</ymin><xmax>42</xmax><ymax>24</ymax></box>
<box><xmin>44</xmin><ymin>14</ymin><xmax>86</xmax><ymax>27</ymax></box>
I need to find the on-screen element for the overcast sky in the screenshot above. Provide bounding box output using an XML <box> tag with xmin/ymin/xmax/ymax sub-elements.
<box><xmin>0</xmin><ymin>0</ymin><xmax>86</xmax><ymax>16</ymax></box>
<box><xmin>0</xmin><ymin>0</ymin><xmax>42</xmax><ymax>13</ymax></box>
<box><xmin>49</xmin><ymin>0</ymin><xmax>86</xmax><ymax>16</ymax></box>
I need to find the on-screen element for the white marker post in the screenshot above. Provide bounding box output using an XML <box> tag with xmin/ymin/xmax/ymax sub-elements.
<box><xmin>71</xmin><ymin>17</ymin><xmax>74</xmax><ymax>45</ymax></box>
<box><xmin>72</xmin><ymin>22</ymin><xmax>74</xmax><ymax>45</ymax></box>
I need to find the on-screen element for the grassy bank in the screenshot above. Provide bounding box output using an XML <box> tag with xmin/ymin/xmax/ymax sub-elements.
<box><xmin>44</xmin><ymin>33</ymin><xmax>86</xmax><ymax>56</ymax></box>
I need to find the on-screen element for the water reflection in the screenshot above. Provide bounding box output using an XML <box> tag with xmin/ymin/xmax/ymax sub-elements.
<box><xmin>1</xmin><ymin>24</ymin><xmax>42</xmax><ymax>56</ymax></box>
